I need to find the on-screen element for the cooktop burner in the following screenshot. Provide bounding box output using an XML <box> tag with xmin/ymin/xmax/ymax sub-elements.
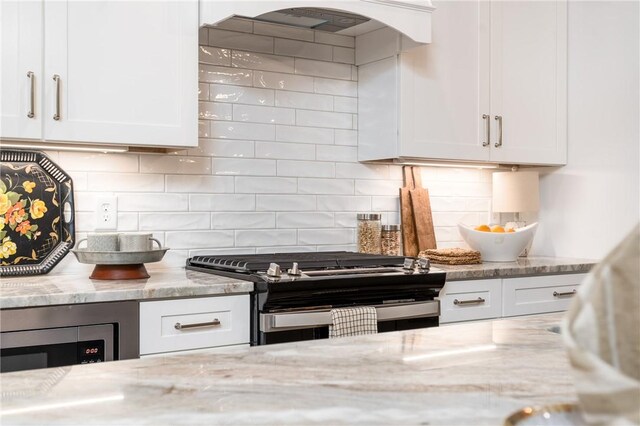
<box><xmin>187</xmin><ymin>251</ymin><xmax>408</xmax><ymax>273</ymax></box>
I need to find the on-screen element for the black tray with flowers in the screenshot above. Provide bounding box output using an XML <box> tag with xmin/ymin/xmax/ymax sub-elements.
<box><xmin>0</xmin><ymin>150</ymin><xmax>75</xmax><ymax>276</ymax></box>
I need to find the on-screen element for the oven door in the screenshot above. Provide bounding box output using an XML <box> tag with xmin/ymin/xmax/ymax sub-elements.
<box><xmin>258</xmin><ymin>300</ymin><xmax>439</xmax><ymax>345</ymax></box>
<box><xmin>0</xmin><ymin>324</ymin><xmax>114</xmax><ymax>373</ymax></box>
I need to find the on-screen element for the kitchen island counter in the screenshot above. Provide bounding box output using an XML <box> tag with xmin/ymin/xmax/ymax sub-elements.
<box><xmin>435</xmin><ymin>256</ymin><xmax>596</xmax><ymax>281</ymax></box>
<box><xmin>0</xmin><ymin>268</ymin><xmax>253</xmax><ymax>309</ymax></box>
<box><xmin>0</xmin><ymin>313</ymin><xmax>577</xmax><ymax>425</ymax></box>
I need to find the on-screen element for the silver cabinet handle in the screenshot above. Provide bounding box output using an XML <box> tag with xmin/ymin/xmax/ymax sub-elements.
<box><xmin>453</xmin><ymin>297</ymin><xmax>485</xmax><ymax>306</ymax></box>
<box><xmin>494</xmin><ymin>115</ymin><xmax>503</xmax><ymax>147</ymax></box>
<box><xmin>52</xmin><ymin>74</ymin><xmax>61</xmax><ymax>121</ymax></box>
<box><xmin>482</xmin><ymin>114</ymin><xmax>490</xmax><ymax>147</ymax></box>
<box><xmin>553</xmin><ymin>290</ymin><xmax>576</xmax><ymax>297</ymax></box>
<box><xmin>27</xmin><ymin>71</ymin><xmax>35</xmax><ymax>118</ymax></box>
<box><xmin>174</xmin><ymin>319</ymin><xmax>221</xmax><ymax>330</ymax></box>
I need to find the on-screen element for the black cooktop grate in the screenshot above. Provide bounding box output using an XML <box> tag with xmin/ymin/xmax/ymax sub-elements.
<box><xmin>187</xmin><ymin>251</ymin><xmax>407</xmax><ymax>273</ymax></box>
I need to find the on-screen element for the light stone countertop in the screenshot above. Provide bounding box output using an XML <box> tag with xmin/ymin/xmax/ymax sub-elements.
<box><xmin>0</xmin><ymin>313</ymin><xmax>576</xmax><ymax>425</ymax></box>
<box><xmin>435</xmin><ymin>256</ymin><xmax>596</xmax><ymax>281</ymax></box>
<box><xmin>0</xmin><ymin>268</ymin><xmax>253</xmax><ymax>309</ymax></box>
<box><xmin>0</xmin><ymin>257</ymin><xmax>596</xmax><ymax>309</ymax></box>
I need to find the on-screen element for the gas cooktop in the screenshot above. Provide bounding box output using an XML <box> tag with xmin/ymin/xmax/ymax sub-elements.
<box><xmin>186</xmin><ymin>251</ymin><xmax>442</xmax><ymax>285</ymax></box>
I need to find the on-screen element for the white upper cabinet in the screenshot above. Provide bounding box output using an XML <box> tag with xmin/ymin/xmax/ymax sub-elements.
<box><xmin>489</xmin><ymin>1</ymin><xmax>567</xmax><ymax>165</ymax></box>
<box><xmin>358</xmin><ymin>0</ymin><xmax>567</xmax><ymax>166</ymax></box>
<box><xmin>0</xmin><ymin>1</ymin><xmax>43</xmax><ymax>140</ymax></box>
<box><xmin>1</xmin><ymin>1</ymin><xmax>198</xmax><ymax>148</ymax></box>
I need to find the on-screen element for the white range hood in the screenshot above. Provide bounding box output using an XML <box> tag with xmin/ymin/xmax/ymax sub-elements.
<box><xmin>200</xmin><ymin>0</ymin><xmax>434</xmax><ymax>44</ymax></box>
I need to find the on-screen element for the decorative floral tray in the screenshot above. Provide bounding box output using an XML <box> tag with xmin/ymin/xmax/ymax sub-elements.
<box><xmin>0</xmin><ymin>150</ymin><xmax>75</xmax><ymax>276</ymax></box>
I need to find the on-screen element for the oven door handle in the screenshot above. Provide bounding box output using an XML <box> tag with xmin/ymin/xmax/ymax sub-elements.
<box><xmin>260</xmin><ymin>301</ymin><xmax>440</xmax><ymax>332</ymax></box>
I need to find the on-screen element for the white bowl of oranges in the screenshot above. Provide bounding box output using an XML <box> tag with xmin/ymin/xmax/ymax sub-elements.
<box><xmin>457</xmin><ymin>222</ymin><xmax>538</xmax><ymax>262</ymax></box>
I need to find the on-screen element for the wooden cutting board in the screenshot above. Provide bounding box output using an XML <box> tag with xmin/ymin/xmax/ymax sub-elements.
<box><xmin>400</xmin><ymin>166</ymin><xmax>419</xmax><ymax>256</ymax></box>
<box><xmin>409</xmin><ymin>167</ymin><xmax>437</xmax><ymax>251</ymax></box>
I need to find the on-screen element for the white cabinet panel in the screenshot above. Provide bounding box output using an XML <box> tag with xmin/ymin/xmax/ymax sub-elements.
<box><xmin>398</xmin><ymin>0</ymin><xmax>490</xmax><ymax>162</ymax></box>
<box><xmin>438</xmin><ymin>279</ymin><xmax>502</xmax><ymax>324</ymax></box>
<box><xmin>357</xmin><ymin>0</ymin><xmax>567</xmax><ymax>166</ymax></box>
<box><xmin>140</xmin><ymin>295</ymin><xmax>250</xmax><ymax>355</ymax></box>
<box><xmin>490</xmin><ymin>1</ymin><xmax>567</xmax><ymax>165</ymax></box>
<box><xmin>502</xmin><ymin>274</ymin><xmax>585</xmax><ymax>317</ymax></box>
<box><xmin>43</xmin><ymin>1</ymin><xmax>198</xmax><ymax>147</ymax></box>
<box><xmin>0</xmin><ymin>0</ymin><xmax>42</xmax><ymax>139</ymax></box>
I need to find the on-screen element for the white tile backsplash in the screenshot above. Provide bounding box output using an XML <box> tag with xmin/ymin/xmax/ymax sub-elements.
<box><xmin>275</xmin><ymin>91</ymin><xmax>333</xmax><ymax>111</ymax></box>
<box><xmin>140</xmin><ymin>155</ymin><xmax>211</xmax><ymax>175</ymax></box>
<box><xmin>212</xmin><ymin>158</ymin><xmax>276</xmax><ymax>176</ymax></box>
<box><xmin>47</xmin><ymin>21</ymin><xmax>491</xmax><ymax>273</ymax></box>
<box><xmin>255</xmin><ymin>141</ymin><xmax>315</xmax><ymax>161</ymax></box>
<box><xmin>210</xmin><ymin>121</ymin><xmax>275</xmax><ymax>141</ymax></box>
<box><xmin>253</xmin><ymin>70</ymin><xmax>314</xmax><ymax>92</ymax></box>
<box><xmin>165</xmin><ymin>175</ymin><xmax>234</xmax><ymax>193</ymax></box>
<box><xmin>231</xmin><ymin>51</ymin><xmax>294</xmax><ymax>73</ymax></box>
<box><xmin>208</xmin><ymin>28</ymin><xmax>273</xmax><ymax>54</ymax></box>
<box><xmin>275</xmin><ymin>38</ymin><xmax>333</xmax><ymax>61</ymax></box>
<box><xmin>209</xmin><ymin>83</ymin><xmax>274</xmax><ymax>106</ymax></box>
<box><xmin>294</xmin><ymin>58</ymin><xmax>352</xmax><ymax>80</ymax></box>
<box><xmin>199</xmin><ymin>64</ymin><xmax>252</xmax><ymax>86</ymax></box>
<box><xmin>332</xmin><ymin>47</ymin><xmax>356</xmax><ymax>64</ymax></box>
<box><xmin>198</xmin><ymin>46</ymin><xmax>231</xmax><ymax>66</ymax></box>
<box><xmin>232</xmin><ymin>104</ymin><xmax>295</xmax><ymax>125</ymax></box>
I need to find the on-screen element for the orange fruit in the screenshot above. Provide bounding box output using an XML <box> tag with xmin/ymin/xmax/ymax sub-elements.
<box><xmin>474</xmin><ymin>224</ymin><xmax>491</xmax><ymax>232</ymax></box>
<box><xmin>506</xmin><ymin>228</ymin><xmax>516</xmax><ymax>233</ymax></box>
<box><xmin>491</xmin><ymin>225</ymin><xmax>505</xmax><ymax>233</ymax></box>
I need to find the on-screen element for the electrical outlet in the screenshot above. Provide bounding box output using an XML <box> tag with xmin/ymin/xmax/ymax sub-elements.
<box><xmin>94</xmin><ymin>196</ymin><xmax>118</xmax><ymax>230</ymax></box>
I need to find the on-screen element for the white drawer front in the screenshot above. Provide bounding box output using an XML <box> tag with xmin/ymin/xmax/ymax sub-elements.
<box><xmin>140</xmin><ymin>295</ymin><xmax>250</xmax><ymax>355</ymax></box>
<box><xmin>502</xmin><ymin>274</ymin><xmax>587</xmax><ymax>317</ymax></box>
<box><xmin>438</xmin><ymin>279</ymin><xmax>502</xmax><ymax>324</ymax></box>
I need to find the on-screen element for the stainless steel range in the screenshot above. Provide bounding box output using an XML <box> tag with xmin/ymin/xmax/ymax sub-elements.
<box><xmin>186</xmin><ymin>251</ymin><xmax>446</xmax><ymax>345</ymax></box>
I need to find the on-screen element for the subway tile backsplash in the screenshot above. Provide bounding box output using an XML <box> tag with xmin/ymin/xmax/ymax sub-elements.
<box><xmin>47</xmin><ymin>18</ymin><xmax>492</xmax><ymax>274</ymax></box>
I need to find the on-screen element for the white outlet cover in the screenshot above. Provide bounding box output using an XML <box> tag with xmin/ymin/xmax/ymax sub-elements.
<box><xmin>94</xmin><ymin>196</ymin><xmax>118</xmax><ymax>230</ymax></box>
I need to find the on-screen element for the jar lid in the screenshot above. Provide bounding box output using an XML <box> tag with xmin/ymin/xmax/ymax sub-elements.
<box><xmin>357</xmin><ymin>213</ymin><xmax>381</xmax><ymax>220</ymax></box>
<box><xmin>381</xmin><ymin>224</ymin><xmax>400</xmax><ymax>231</ymax></box>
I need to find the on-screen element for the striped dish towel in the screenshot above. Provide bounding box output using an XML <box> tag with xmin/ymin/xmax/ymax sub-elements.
<box><xmin>329</xmin><ymin>306</ymin><xmax>378</xmax><ymax>338</ymax></box>
<box><xmin>562</xmin><ymin>224</ymin><xmax>639</xmax><ymax>424</ymax></box>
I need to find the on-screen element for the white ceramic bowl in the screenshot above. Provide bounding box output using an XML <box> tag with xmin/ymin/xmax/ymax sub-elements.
<box><xmin>457</xmin><ymin>222</ymin><xmax>538</xmax><ymax>262</ymax></box>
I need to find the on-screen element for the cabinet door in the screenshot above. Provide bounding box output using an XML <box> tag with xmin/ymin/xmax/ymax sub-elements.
<box><xmin>398</xmin><ymin>0</ymin><xmax>491</xmax><ymax>162</ymax></box>
<box><xmin>490</xmin><ymin>1</ymin><xmax>567</xmax><ymax>165</ymax></box>
<box><xmin>0</xmin><ymin>0</ymin><xmax>43</xmax><ymax>140</ymax></box>
<box><xmin>43</xmin><ymin>1</ymin><xmax>198</xmax><ymax>147</ymax></box>
<box><xmin>438</xmin><ymin>279</ymin><xmax>502</xmax><ymax>324</ymax></box>
<box><xmin>502</xmin><ymin>274</ymin><xmax>585</xmax><ymax>317</ymax></box>
<box><xmin>139</xmin><ymin>295</ymin><xmax>250</xmax><ymax>356</ymax></box>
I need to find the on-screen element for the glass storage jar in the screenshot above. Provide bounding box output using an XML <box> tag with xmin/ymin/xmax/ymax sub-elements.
<box><xmin>381</xmin><ymin>225</ymin><xmax>401</xmax><ymax>256</ymax></box>
<box><xmin>357</xmin><ymin>213</ymin><xmax>382</xmax><ymax>254</ymax></box>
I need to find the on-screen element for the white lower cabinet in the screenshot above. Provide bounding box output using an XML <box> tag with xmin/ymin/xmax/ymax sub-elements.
<box><xmin>502</xmin><ymin>274</ymin><xmax>586</xmax><ymax>317</ymax></box>
<box><xmin>139</xmin><ymin>295</ymin><xmax>250</xmax><ymax>356</ymax></box>
<box><xmin>439</xmin><ymin>273</ymin><xmax>586</xmax><ymax>324</ymax></box>
<box><xmin>438</xmin><ymin>279</ymin><xmax>502</xmax><ymax>324</ymax></box>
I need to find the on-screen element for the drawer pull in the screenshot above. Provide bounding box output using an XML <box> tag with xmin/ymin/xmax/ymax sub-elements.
<box><xmin>453</xmin><ymin>297</ymin><xmax>485</xmax><ymax>306</ymax></box>
<box><xmin>174</xmin><ymin>319</ymin><xmax>221</xmax><ymax>330</ymax></box>
<box><xmin>553</xmin><ymin>290</ymin><xmax>576</xmax><ymax>298</ymax></box>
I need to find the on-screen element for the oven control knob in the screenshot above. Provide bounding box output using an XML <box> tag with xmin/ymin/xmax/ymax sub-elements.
<box><xmin>287</xmin><ymin>262</ymin><xmax>301</xmax><ymax>276</ymax></box>
<box><xmin>266</xmin><ymin>262</ymin><xmax>282</xmax><ymax>278</ymax></box>
<box><xmin>403</xmin><ymin>258</ymin><xmax>416</xmax><ymax>272</ymax></box>
<box><xmin>417</xmin><ymin>258</ymin><xmax>431</xmax><ymax>272</ymax></box>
